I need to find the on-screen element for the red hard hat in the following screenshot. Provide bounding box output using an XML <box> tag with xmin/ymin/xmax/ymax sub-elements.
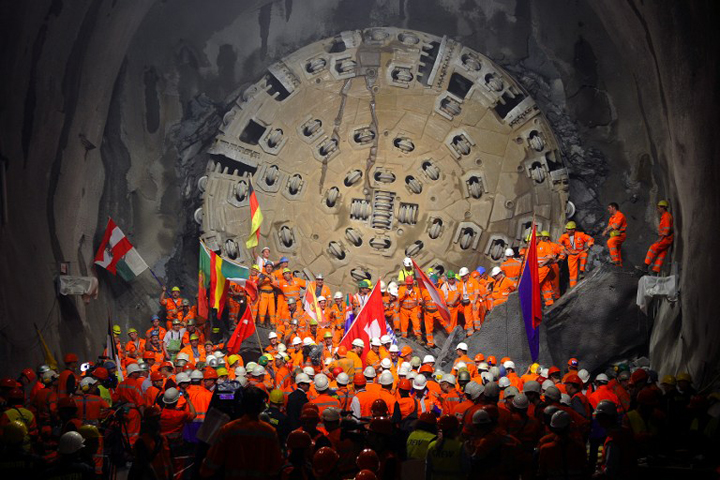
<box><xmin>568</xmin><ymin>357</ymin><xmax>579</xmax><ymax>367</ymax></box>
<box><xmin>474</xmin><ymin>353</ymin><xmax>485</xmax><ymax>363</ymax></box>
<box><xmin>367</xmin><ymin>416</ymin><xmax>393</xmax><ymax>435</ymax></box>
<box><xmin>302</xmin><ymin>403</ymin><xmax>320</xmax><ymax>414</ymax></box>
<box><xmin>398</xmin><ymin>378</ymin><xmax>412</xmax><ymax>391</ymax></box>
<box><xmin>8</xmin><ymin>388</ymin><xmax>24</xmax><ymax>401</ymax></box>
<box><xmin>0</xmin><ymin>378</ymin><xmax>16</xmax><ymax>388</ymax></box>
<box><xmin>58</xmin><ymin>397</ymin><xmax>77</xmax><ymax>410</ymax></box>
<box><xmin>300</xmin><ymin>408</ymin><xmax>320</xmax><ymax>421</ymax></box>
<box><xmin>437</xmin><ymin>414</ymin><xmax>459</xmax><ymax>431</ymax></box>
<box><xmin>332</xmin><ymin>367</ymin><xmax>343</xmax><ymax>379</ymax></box>
<box><xmin>419</xmin><ymin>364</ymin><xmax>433</xmax><ymax>374</ymax></box>
<box><xmin>629</xmin><ymin>369</ymin><xmax>649</xmax><ymax>385</ymax></box>
<box><xmin>405</xmin><ymin>276</ymin><xmax>414</xmax><ymax>285</ymax></box>
<box><xmin>150</xmin><ymin>371</ymin><xmax>163</xmax><ymax>382</ymax></box>
<box><xmin>287</xmin><ymin>430</ymin><xmax>312</xmax><ymax>449</ymax></box>
<box><xmin>371</xmin><ymin>399</ymin><xmax>389</xmax><ymax>417</ymax></box>
<box><xmin>356</xmin><ymin>448</ymin><xmax>380</xmax><ymax>472</ymax></box>
<box><xmin>486</xmin><ymin>356</ymin><xmax>496</xmax><ymax>365</ymax></box>
<box><xmin>563</xmin><ymin>374</ymin><xmax>582</xmax><ymax>386</ymax></box>
<box><xmin>312</xmin><ymin>447</ymin><xmax>339</xmax><ymax>476</ymax></box>
<box><xmin>92</xmin><ymin>367</ymin><xmax>109</xmax><ymax>381</ymax></box>
<box><xmin>21</xmin><ymin>368</ymin><xmax>36</xmax><ymax>382</ymax></box>
<box><xmin>204</xmin><ymin>369</ymin><xmax>218</xmax><ymax>380</ymax></box>
<box><xmin>418</xmin><ymin>412</ymin><xmax>437</xmax><ymax>426</ymax></box>
<box><xmin>185</xmin><ymin>363</ymin><xmax>196</xmax><ymax>371</ymax></box>
<box><xmin>161</xmin><ymin>362</ymin><xmax>174</xmax><ymax>370</ymax></box>
<box><xmin>142</xmin><ymin>351</ymin><xmax>156</xmax><ymax>360</ymax></box>
<box><xmin>353</xmin><ymin>373</ymin><xmax>367</xmax><ymax>386</ymax></box>
<box><xmin>64</xmin><ymin>353</ymin><xmax>79</xmax><ymax>363</ymax></box>
<box><xmin>356</xmin><ymin>470</ymin><xmax>378</xmax><ymax>480</ymax></box>
<box><xmin>548</xmin><ymin>366</ymin><xmax>561</xmax><ymax>376</ymax></box>
<box><xmin>144</xmin><ymin>405</ymin><xmax>162</xmax><ymax>419</ymax></box>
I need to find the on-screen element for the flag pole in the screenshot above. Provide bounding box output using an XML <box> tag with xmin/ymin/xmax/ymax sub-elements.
<box><xmin>148</xmin><ymin>267</ymin><xmax>164</xmax><ymax>289</ymax></box>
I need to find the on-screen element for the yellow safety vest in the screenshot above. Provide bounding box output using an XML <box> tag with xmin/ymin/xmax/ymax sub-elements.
<box><xmin>426</xmin><ymin>438</ymin><xmax>464</xmax><ymax>480</ymax></box>
<box><xmin>406</xmin><ymin>429</ymin><xmax>437</xmax><ymax>460</ymax></box>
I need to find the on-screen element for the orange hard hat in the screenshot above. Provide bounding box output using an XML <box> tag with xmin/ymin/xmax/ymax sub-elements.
<box><xmin>8</xmin><ymin>388</ymin><xmax>24</xmax><ymax>401</ymax></box>
<box><xmin>548</xmin><ymin>366</ymin><xmax>561</xmax><ymax>376</ymax></box>
<box><xmin>474</xmin><ymin>354</ymin><xmax>485</xmax><ymax>363</ymax></box>
<box><xmin>371</xmin><ymin>399</ymin><xmax>389</xmax><ymax>417</ymax></box>
<box><xmin>300</xmin><ymin>408</ymin><xmax>320</xmax><ymax>421</ymax></box>
<box><xmin>160</xmin><ymin>362</ymin><xmax>174</xmax><ymax>370</ymax></box>
<box><xmin>356</xmin><ymin>470</ymin><xmax>378</xmax><ymax>480</ymax></box>
<box><xmin>302</xmin><ymin>402</ymin><xmax>320</xmax><ymax>413</ymax></box>
<box><xmin>500</xmin><ymin>357</ymin><xmax>511</xmax><ymax>365</ymax></box>
<box><xmin>400</xmin><ymin>346</ymin><xmax>413</xmax><ymax>357</ymax></box>
<box><xmin>332</xmin><ymin>367</ymin><xmax>343</xmax><ymax>379</ymax></box>
<box><xmin>563</xmin><ymin>374</ymin><xmax>582</xmax><ymax>386</ymax></box>
<box><xmin>287</xmin><ymin>430</ymin><xmax>312</xmax><ymax>449</ymax></box>
<box><xmin>367</xmin><ymin>416</ymin><xmax>393</xmax><ymax>435</ymax></box>
<box><xmin>437</xmin><ymin>414</ymin><xmax>459</xmax><ymax>431</ymax></box>
<box><xmin>144</xmin><ymin>405</ymin><xmax>162</xmax><ymax>419</ymax></box>
<box><xmin>185</xmin><ymin>363</ymin><xmax>196</xmax><ymax>371</ymax></box>
<box><xmin>150</xmin><ymin>371</ymin><xmax>163</xmax><ymax>382</ymax></box>
<box><xmin>204</xmin><ymin>369</ymin><xmax>218</xmax><ymax>380</ymax></box>
<box><xmin>92</xmin><ymin>367</ymin><xmax>109</xmax><ymax>380</ymax></box>
<box><xmin>142</xmin><ymin>351</ymin><xmax>156</xmax><ymax>360</ymax></box>
<box><xmin>58</xmin><ymin>397</ymin><xmax>77</xmax><ymax>410</ymax></box>
<box><xmin>313</xmin><ymin>447</ymin><xmax>339</xmax><ymax>476</ymax></box>
<box><xmin>356</xmin><ymin>448</ymin><xmax>380</xmax><ymax>472</ymax></box>
<box><xmin>418</xmin><ymin>412</ymin><xmax>437</xmax><ymax>426</ymax></box>
<box><xmin>486</xmin><ymin>356</ymin><xmax>496</xmax><ymax>365</ymax></box>
<box><xmin>353</xmin><ymin>373</ymin><xmax>367</xmax><ymax>386</ymax></box>
<box><xmin>568</xmin><ymin>357</ymin><xmax>579</xmax><ymax>367</ymax></box>
<box><xmin>337</xmin><ymin>346</ymin><xmax>348</xmax><ymax>357</ymax></box>
<box><xmin>21</xmin><ymin>368</ymin><xmax>36</xmax><ymax>382</ymax></box>
<box><xmin>64</xmin><ymin>353</ymin><xmax>79</xmax><ymax>363</ymax></box>
<box><xmin>398</xmin><ymin>378</ymin><xmax>412</xmax><ymax>391</ymax></box>
<box><xmin>419</xmin><ymin>364</ymin><xmax>433</xmax><ymax>374</ymax></box>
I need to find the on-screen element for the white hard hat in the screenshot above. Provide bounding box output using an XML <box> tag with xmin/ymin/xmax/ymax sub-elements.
<box><xmin>175</xmin><ymin>372</ymin><xmax>191</xmax><ymax>384</ymax></box>
<box><xmin>80</xmin><ymin>377</ymin><xmax>97</xmax><ymax>388</ymax></box>
<box><xmin>380</xmin><ymin>335</ymin><xmax>391</xmax><ymax>344</ymax></box>
<box><xmin>545</xmin><ymin>386</ymin><xmax>562</xmax><ymax>402</ymax></box>
<box><xmin>352</xmin><ymin>338</ymin><xmax>365</xmax><ymax>348</ymax></box>
<box><xmin>363</xmin><ymin>366</ymin><xmax>377</xmax><ymax>378</ymax></box>
<box><xmin>322</xmin><ymin>407</ymin><xmax>340</xmax><ymax>422</ymax></box>
<box><xmin>389</xmin><ymin>344</ymin><xmax>399</xmax><ymax>353</ymax></box>
<box><xmin>126</xmin><ymin>363</ymin><xmax>141</xmax><ymax>375</ymax></box>
<box><xmin>295</xmin><ymin>373</ymin><xmax>311</xmax><ymax>384</ymax></box>
<box><xmin>403</xmin><ymin>257</ymin><xmax>412</xmax><ymax>267</ymax></box>
<box><xmin>578</xmin><ymin>369</ymin><xmax>590</xmax><ymax>383</ymax></box>
<box><xmin>541</xmin><ymin>379</ymin><xmax>555</xmax><ymax>391</ymax></box>
<box><xmin>303</xmin><ymin>337</ymin><xmax>313</xmax><ymax>346</ymax></box>
<box><xmin>278</xmin><ymin>343</ymin><xmax>287</xmax><ymax>353</ymax></box>
<box><xmin>504</xmin><ymin>386</ymin><xmax>520</xmax><ymax>398</ymax></box>
<box><xmin>380</xmin><ymin>281</ymin><xmax>387</xmax><ymax>293</ymax></box>
<box><xmin>458</xmin><ymin>267</ymin><xmax>470</xmax><ymax>277</ymax></box>
<box><xmin>551</xmin><ymin>410</ymin><xmax>571</xmax><ymax>428</ymax></box>
<box><xmin>190</xmin><ymin>370</ymin><xmax>204</xmax><ymax>381</ymax></box>
<box><xmin>498</xmin><ymin>377</ymin><xmax>511</xmax><ymax>388</ymax></box>
<box><xmin>560</xmin><ymin>393</ymin><xmax>571</xmax><ymax>406</ymax></box>
<box><xmin>398</xmin><ymin>363</ymin><xmax>411</xmax><ymax>376</ymax></box>
<box><xmin>456</xmin><ymin>342</ymin><xmax>468</xmax><ymax>351</ymax></box>
<box><xmin>234</xmin><ymin>366</ymin><xmax>247</xmax><ymax>378</ymax></box>
<box><xmin>523</xmin><ymin>380</ymin><xmax>541</xmax><ymax>394</ymax></box>
<box><xmin>379</xmin><ymin>371</ymin><xmax>394</xmax><ymax>386</ymax></box>
<box><xmin>504</xmin><ymin>248</ymin><xmax>515</xmax><ymax>257</ymax></box>
<box><xmin>337</xmin><ymin>372</ymin><xmax>350</xmax><ymax>385</ymax></box>
<box><xmin>302</xmin><ymin>366</ymin><xmax>315</xmax><ymax>377</ymax></box>
<box><xmin>595</xmin><ymin>373</ymin><xmax>609</xmax><ymax>383</ymax></box>
<box><xmin>316</xmin><ymin>273</ymin><xmax>324</xmax><ymax>279</ymax></box>
<box><xmin>512</xmin><ymin>393</ymin><xmax>529</xmax><ymax>409</ymax></box>
<box><xmin>484</xmin><ymin>382</ymin><xmax>500</xmax><ymax>399</ymax></box>
<box><xmin>324</xmin><ymin>358</ymin><xmax>332</xmax><ymax>366</ymax></box>
<box><xmin>252</xmin><ymin>366</ymin><xmax>266</xmax><ymax>377</ymax></box>
<box><xmin>207</xmin><ymin>357</ymin><xmax>218</xmax><ymax>368</ymax></box>
<box><xmin>407</xmin><ymin>371</ymin><xmax>417</xmax><ymax>380</ymax></box>
<box><xmin>480</xmin><ymin>372</ymin><xmax>494</xmax><ymax>384</ymax></box>
<box><xmin>503</xmin><ymin>360</ymin><xmax>515</xmax><ymax>370</ymax></box>
<box><xmin>58</xmin><ymin>431</ymin><xmax>85</xmax><ymax>455</ymax></box>
<box><xmin>412</xmin><ymin>375</ymin><xmax>427</xmax><ymax>390</ymax></box>
<box><xmin>455</xmin><ymin>362</ymin><xmax>467</xmax><ymax>370</ymax></box>
<box><xmin>370</xmin><ymin>337</ymin><xmax>381</xmax><ymax>347</ymax></box>
<box><xmin>489</xmin><ymin>366</ymin><xmax>500</xmax><ymax>380</ymax></box>
<box><xmin>163</xmin><ymin>388</ymin><xmax>180</xmax><ymax>404</ymax></box>
<box><xmin>478</xmin><ymin>362</ymin><xmax>489</xmax><ymax>372</ymax></box>
<box><xmin>292</xmin><ymin>337</ymin><xmax>302</xmax><ymax>346</ymax></box>
<box><xmin>491</xmin><ymin>266</ymin><xmax>502</xmax><ymax>277</ymax></box>
<box><xmin>388</xmin><ymin>281</ymin><xmax>398</xmax><ymax>291</ymax></box>
<box><xmin>472</xmin><ymin>409</ymin><xmax>491</xmax><ymax>425</ymax></box>
<box><xmin>334</xmin><ymin>291</ymin><xmax>343</xmax><ymax>300</ymax></box>
<box><xmin>43</xmin><ymin>370</ymin><xmax>59</xmax><ymax>382</ymax></box>
<box><xmin>317</xmin><ymin>296</ymin><xmax>326</xmax><ymax>302</ymax></box>
<box><xmin>314</xmin><ymin>373</ymin><xmax>329</xmax><ymax>391</ymax></box>
<box><xmin>237</xmin><ymin>376</ymin><xmax>248</xmax><ymax>387</ymax></box>
<box><xmin>214</xmin><ymin>351</ymin><xmax>225</xmax><ymax>359</ymax></box>
<box><xmin>441</xmin><ymin>373</ymin><xmax>456</xmax><ymax>385</ymax></box>
<box><xmin>388</xmin><ymin>286</ymin><xmax>399</xmax><ymax>297</ymax></box>
<box><xmin>268</xmin><ymin>332</ymin><xmax>278</xmax><ymax>340</ymax></box>
<box><xmin>423</xmin><ymin>355</ymin><xmax>435</xmax><ymax>364</ymax></box>
<box><xmin>380</xmin><ymin>358</ymin><xmax>393</xmax><ymax>369</ymax></box>
<box><xmin>246</xmin><ymin>362</ymin><xmax>258</xmax><ymax>372</ymax></box>
<box><xmin>176</xmin><ymin>352</ymin><xmax>190</xmax><ymax>362</ymax></box>
<box><xmin>464</xmin><ymin>381</ymin><xmax>485</xmax><ymax>400</ymax></box>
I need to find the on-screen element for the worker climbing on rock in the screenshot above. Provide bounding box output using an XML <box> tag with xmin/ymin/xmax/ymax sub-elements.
<box><xmin>638</xmin><ymin>200</ymin><xmax>674</xmax><ymax>274</ymax></box>
<box><xmin>603</xmin><ymin>202</ymin><xmax>627</xmax><ymax>266</ymax></box>
<box><xmin>559</xmin><ymin>221</ymin><xmax>594</xmax><ymax>287</ymax></box>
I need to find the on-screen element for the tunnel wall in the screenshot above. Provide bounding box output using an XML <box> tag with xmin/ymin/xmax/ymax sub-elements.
<box><xmin>0</xmin><ymin>0</ymin><xmax>717</xmax><ymax>384</ymax></box>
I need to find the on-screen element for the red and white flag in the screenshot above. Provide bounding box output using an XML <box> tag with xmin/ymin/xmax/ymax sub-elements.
<box><xmin>94</xmin><ymin>218</ymin><xmax>148</xmax><ymax>280</ymax></box>
<box><xmin>411</xmin><ymin>259</ymin><xmax>451</xmax><ymax>326</ymax></box>
<box><xmin>339</xmin><ymin>282</ymin><xmax>386</xmax><ymax>360</ymax></box>
<box><xmin>303</xmin><ymin>288</ymin><xmax>326</xmax><ymax>327</ymax></box>
<box><xmin>226</xmin><ymin>304</ymin><xmax>256</xmax><ymax>354</ymax></box>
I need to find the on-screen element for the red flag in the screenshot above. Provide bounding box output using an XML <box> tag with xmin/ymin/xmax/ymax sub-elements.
<box><xmin>339</xmin><ymin>283</ymin><xmax>386</xmax><ymax>361</ymax></box>
<box><xmin>226</xmin><ymin>305</ymin><xmax>256</xmax><ymax>354</ymax></box>
<box><xmin>94</xmin><ymin>218</ymin><xmax>133</xmax><ymax>274</ymax></box>
<box><xmin>411</xmin><ymin>259</ymin><xmax>451</xmax><ymax>326</ymax></box>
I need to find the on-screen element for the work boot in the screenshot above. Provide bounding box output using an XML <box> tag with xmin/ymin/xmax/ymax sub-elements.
<box><xmin>635</xmin><ymin>264</ymin><xmax>648</xmax><ymax>273</ymax></box>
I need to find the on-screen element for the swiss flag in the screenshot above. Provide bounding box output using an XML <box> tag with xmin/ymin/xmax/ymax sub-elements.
<box><xmin>411</xmin><ymin>259</ymin><xmax>451</xmax><ymax>326</ymax></box>
<box><xmin>339</xmin><ymin>282</ymin><xmax>386</xmax><ymax>360</ymax></box>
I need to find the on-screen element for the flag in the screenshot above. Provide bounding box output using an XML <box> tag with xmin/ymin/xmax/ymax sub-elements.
<box><xmin>226</xmin><ymin>304</ymin><xmax>256</xmax><ymax>354</ymax></box>
<box><xmin>303</xmin><ymin>288</ymin><xmax>326</xmax><ymax>327</ymax></box>
<box><xmin>519</xmin><ymin>224</ymin><xmax>543</xmax><ymax>361</ymax></box>
<box><xmin>385</xmin><ymin>320</ymin><xmax>398</xmax><ymax>345</ymax></box>
<box><xmin>94</xmin><ymin>218</ymin><xmax>148</xmax><ymax>281</ymax></box>
<box><xmin>339</xmin><ymin>283</ymin><xmax>386</xmax><ymax>360</ymax></box>
<box><xmin>106</xmin><ymin>319</ymin><xmax>124</xmax><ymax>381</ymax></box>
<box><xmin>34</xmin><ymin>323</ymin><xmax>57</xmax><ymax>371</ymax></box>
<box><xmin>199</xmin><ymin>240</ymin><xmax>250</xmax><ymax>316</ymax></box>
<box><xmin>245</xmin><ymin>180</ymin><xmax>263</xmax><ymax>249</ymax></box>
<box><xmin>411</xmin><ymin>259</ymin><xmax>451</xmax><ymax>326</ymax></box>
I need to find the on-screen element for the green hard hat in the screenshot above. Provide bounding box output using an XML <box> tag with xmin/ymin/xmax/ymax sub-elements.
<box><xmin>258</xmin><ymin>356</ymin><xmax>269</xmax><ymax>367</ymax></box>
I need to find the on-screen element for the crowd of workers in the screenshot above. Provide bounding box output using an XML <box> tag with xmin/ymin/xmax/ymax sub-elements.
<box><xmin>0</xmin><ymin>200</ymin><xmax>689</xmax><ymax>479</ymax></box>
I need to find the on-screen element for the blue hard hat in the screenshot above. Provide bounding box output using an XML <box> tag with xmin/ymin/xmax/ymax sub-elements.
<box><xmin>279</xmin><ymin>256</ymin><xmax>289</xmax><ymax>263</ymax></box>
<box><xmin>151</xmin><ymin>314</ymin><xmax>160</xmax><ymax>321</ymax></box>
<box><xmin>103</xmin><ymin>361</ymin><xmax>116</xmax><ymax>370</ymax></box>
<box><xmin>475</xmin><ymin>266</ymin><xmax>486</xmax><ymax>275</ymax></box>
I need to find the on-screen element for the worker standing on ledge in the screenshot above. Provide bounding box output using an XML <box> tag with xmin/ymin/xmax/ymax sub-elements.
<box><xmin>603</xmin><ymin>202</ymin><xmax>627</xmax><ymax>266</ymax></box>
<box><xmin>637</xmin><ymin>200</ymin><xmax>674</xmax><ymax>274</ymax></box>
<box><xmin>559</xmin><ymin>222</ymin><xmax>594</xmax><ymax>287</ymax></box>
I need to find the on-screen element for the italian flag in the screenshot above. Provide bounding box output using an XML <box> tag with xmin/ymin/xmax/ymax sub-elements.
<box><xmin>199</xmin><ymin>241</ymin><xmax>250</xmax><ymax>316</ymax></box>
<box><xmin>94</xmin><ymin>218</ymin><xmax>148</xmax><ymax>281</ymax></box>
<box><xmin>245</xmin><ymin>180</ymin><xmax>263</xmax><ymax>249</ymax></box>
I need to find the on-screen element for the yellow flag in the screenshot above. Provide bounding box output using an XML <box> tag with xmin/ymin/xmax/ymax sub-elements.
<box><xmin>34</xmin><ymin>323</ymin><xmax>58</xmax><ymax>371</ymax></box>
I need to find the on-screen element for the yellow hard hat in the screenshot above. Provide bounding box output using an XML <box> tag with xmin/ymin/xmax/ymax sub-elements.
<box><xmin>540</xmin><ymin>230</ymin><xmax>550</xmax><ymax>237</ymax></box>
<box><xmin>309</xmin><ymin>319</ymin><xmax>318</xmax><ymax>326</ymax></box>
<box><xmin>3</xmin><ymin>421</ymin><xmax>28</xmax><ymax>444</ymax></box>
<box><xmin>112</xmin><ymin>325</ymin><xmax>121</xmax><ymax>335</ymax></box>
<box><xmin>565</xmin><ymin>221</ymin><xmax>576</xmax><ymax>230</ymax></box>
<box><xmin>128</xmin><ymin>328</ymin><xmax>138</xmax><ymax>334</ymax></box>
<box><xmin>269</xmin><ymin>389</ymin><xmax>285</xmax><ymax>404</ymax></box>
<box><xmin>171</xmin><ymin>286</ymin><xmax>181</xmax><ymax>292</ymax></box>
<box><xmin>676</xmin><ymin>372</ymin><xmax>692</xmax><ymax>383</ymax></box>
<box><xmin>661</xmin><ymin>375</ymin><xmax>676</xmax><ymax>386</ymax></box>
<box><xmin>216</xmin><ymin>367</ymin><xmax>228</xmax><ymax>377</ymax></box>
<box><xmin>189</xmin><ymin>334</ymin><xmax>200</xmax><ymax>341</ymax></box>
<box><xmin>252</xmin><ymin>264</ymin><xmax>260</xmax><ymax>271</ymax></box>
<box><xmin>657</xmin><ymin>200</ymin><xmax>669</xmax><ymax>208</ymax></box>
<box><xmin>609</xmin><ymin>230</ymin><xmax>620</xmax><ymax>237</ymax></box>
<box><xmin>78</xmin><ymin>425</ymin><xmax>101</xmax><ymax>439</ymax></box>
<box><xmin>324</xmin><ymin>331</ymin><xmax>333</xmax><ymax>339</ymax></box>
<box><xmin>227</xmin><ymin>354</ymin><xmax>240</xmax><ymax>366</ymax></box>
<box><xmin>530</xmin><ymin>363</ymin><xmax>540</xmax><ymax>374</ymax></box>
<box><xmin>283</xmin><ymin>268</ymin><xmax>292</xmax><ymax>274</ymax></box>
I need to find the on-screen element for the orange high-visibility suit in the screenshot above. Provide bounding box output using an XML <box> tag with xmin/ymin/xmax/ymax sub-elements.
<box><xmin>307</xmin><ymin>281</ymin><xmax>332</xmax><ymax>302</ymax></box>
<box><xmin>644</xmin><ymin>211</ymin><xmax>673</xmax><ymax>273</ymax></box>
<box><xmin>440</xmin><ymin>282</ymin><xmax>461</xmax><ymax>332</ymax></box>
<box><xmin>607</xmin><ymin>210</ymin><xmax>628</xmax><ymax>266</ymax></box>
<box><xmin>536</xmin><ymin>241</ymin><xmax>557</xmax><ymax>306</ymax></box>
<box><xmin>397</xmin><ymin>285</ymin><xmax>421</xmax><ymax>338</ymax></box>
<box><xmin>500</xmin><ymin>257</ymin><xmax>522</xmax><ymax>283</ymax></box>
<box><xmin>383</xmin><ymin>293</ymin><xmax>400</xmax><ymax>333</ymax></box>
<box><xmin>460</xmin><ymin>277</ymin><xmax>480</xmax><ymax>334</ymax></box>
<box><xmin>257</xmin><ymin>274</ymin><xmax>277</xmax><ymax>325</ymax></box>
<box><xmin>227</xmin><ymin>283</ymin><xmax>244</xmax><ymax>324</ymax></box>
<box><xmin>277</xmin><ymin>276</ymin><xmax>307</xmax><ymax>320</ymax></box>
<box><xmin>490</xmin><ymin>276</ymin><xmax>516</xmax><ymax>308</ymax></box>
<box><xmin>420</xmin><ymin>288</ymin><xmax>441</xmax><ymax>347</ymax></box>
<box><xmin>559</xmin><ymin>231</ymin><xmax>595</xmax><ymax>287</ymax></box>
